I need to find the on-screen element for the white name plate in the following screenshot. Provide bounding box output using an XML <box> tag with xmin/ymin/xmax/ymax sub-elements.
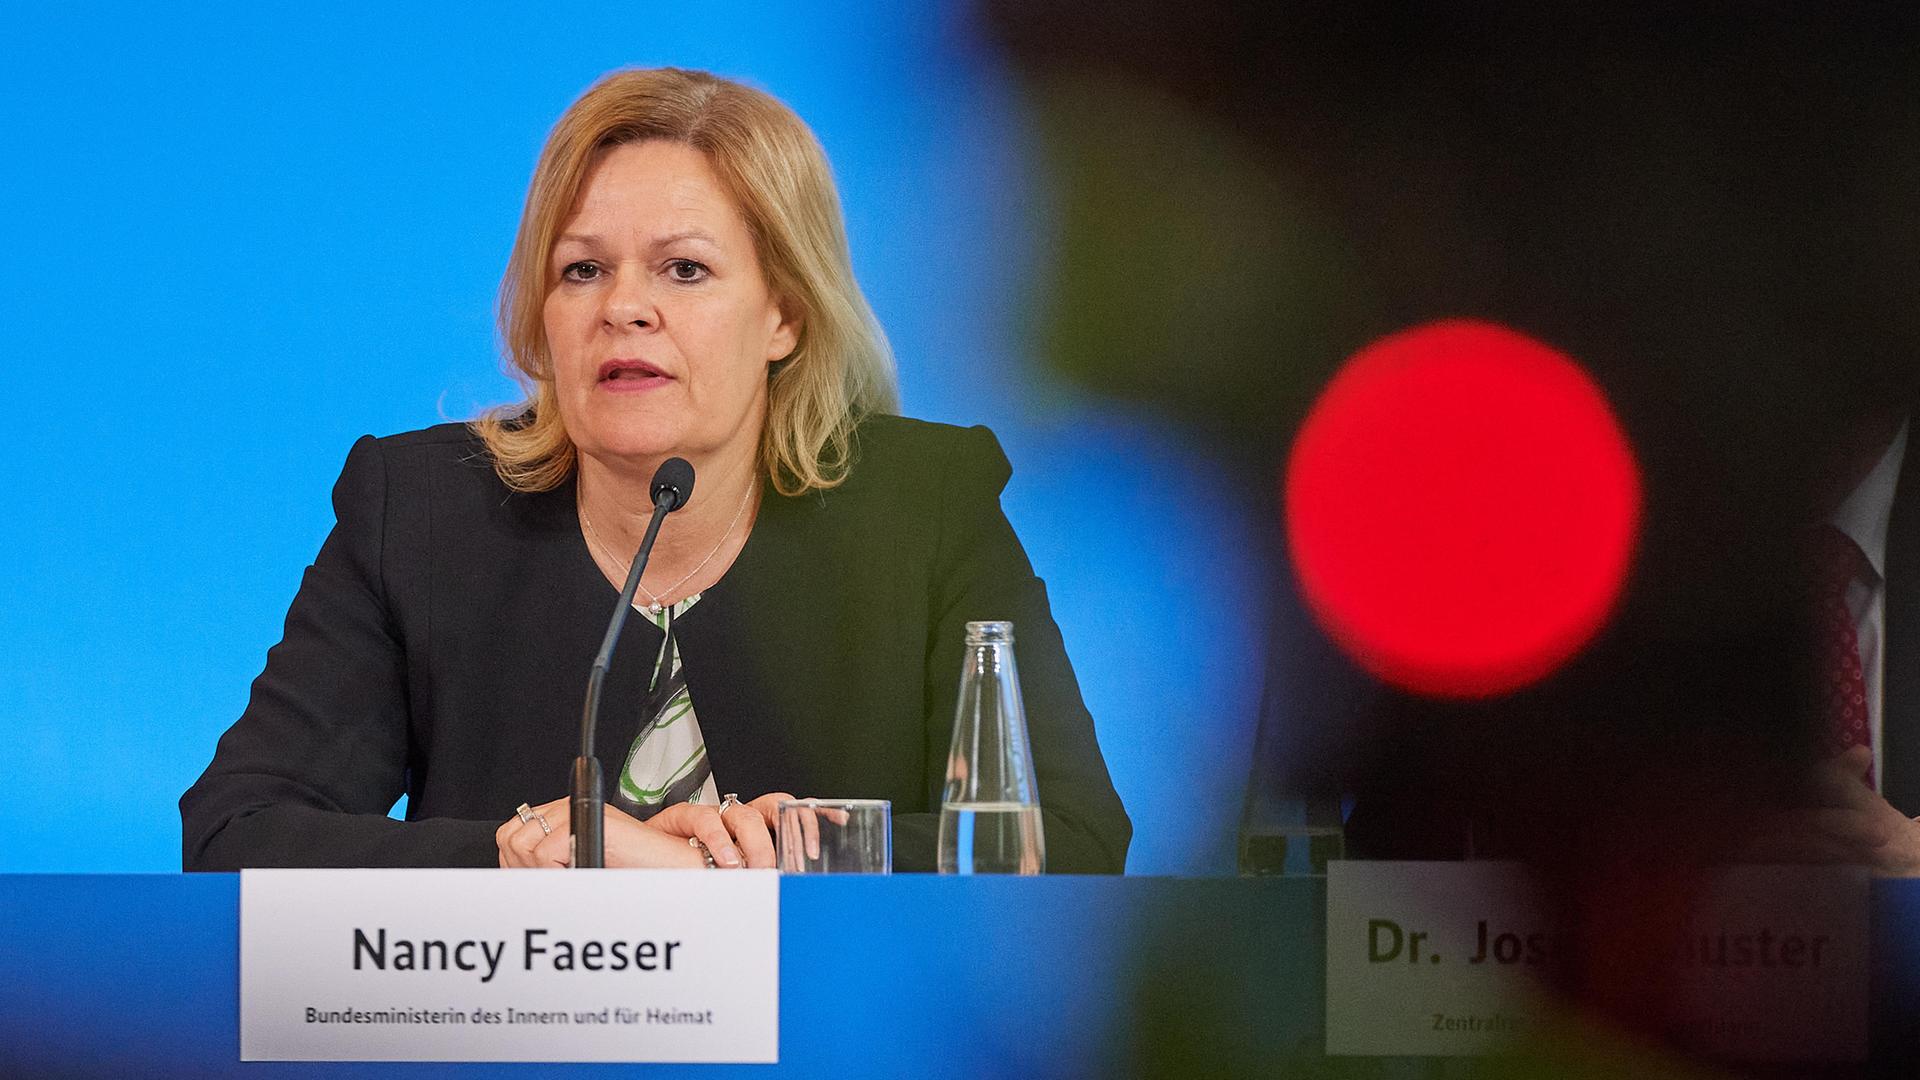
<box><xmin>1326</xmin><ymin>861</ymin><xmax>1544</xmax><ymax>1057</ymax></box>
<box><xmin>1326</xmin><ymin>861</ymin><xmax>1867</xmax><ymax>1061</ymax></box>
<box><xmin>240</xmin><ymin>869</ymin><xmax>777</xmax><ymax>1063</ymax></box>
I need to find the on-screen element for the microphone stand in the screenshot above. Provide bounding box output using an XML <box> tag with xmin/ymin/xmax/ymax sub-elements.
<box><xmin>572</xmin><ymin>463</ymin><xmax>691</xmax><ymax>868</ymax></box>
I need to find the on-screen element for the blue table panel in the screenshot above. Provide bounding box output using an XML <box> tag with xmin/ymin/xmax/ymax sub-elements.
<box><xmin>13</xmin><ymin>874</ymin><xmax>1919</xmax><ymax>1076</ymax></box>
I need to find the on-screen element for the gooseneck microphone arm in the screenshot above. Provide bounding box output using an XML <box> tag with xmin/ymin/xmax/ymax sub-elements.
<box><xmin>571</xmin><ymin>457</ymin><xmax>695</xmax><ymax>868</ymax></box>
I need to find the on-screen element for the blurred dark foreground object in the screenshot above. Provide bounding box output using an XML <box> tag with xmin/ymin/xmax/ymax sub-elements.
<box><xmin>985</xmin><ymin>2</ymin><xmax>1919</xmax><ymax>1071</ymax></box>
<box><xmin>984</xmin><ymin>0</ymin><xmax>1920</xmax><ymax>868</ymax></box>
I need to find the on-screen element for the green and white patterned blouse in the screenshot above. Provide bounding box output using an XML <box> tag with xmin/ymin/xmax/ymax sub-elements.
<box><xmin>613</xmin><ymin>594</ymin><xmax>720</xmax><ymax>818</ymax></box>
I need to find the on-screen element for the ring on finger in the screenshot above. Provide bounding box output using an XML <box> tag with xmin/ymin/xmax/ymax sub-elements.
<box><xmin>718</xmin><ymin>793</ymin><xmax>742</xmax><ymax>815</ymax></box>
<box><xmin>515</xmin><ymin>802</ymin><xmax>535</xmax><ymax>824</ymax></box>
<box><xmin>532</xmin><ymin>812</ymin><xmax>552</xmax><ymax>836</ymax></box>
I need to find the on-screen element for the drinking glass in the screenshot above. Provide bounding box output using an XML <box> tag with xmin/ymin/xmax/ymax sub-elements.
<box><xmin>777</xmin><ymin>798</ymin><xmax>891</xmax><ymax>874</ymax></box>
<box><xmin>1237</xmin><ymin>797</ymin><xmax>1345</xmax><ymax>877</ymax></box>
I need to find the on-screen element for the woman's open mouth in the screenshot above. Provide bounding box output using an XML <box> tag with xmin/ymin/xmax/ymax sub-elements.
<box><xmin>597</xmin><ymin>359</ymin><xmax>673</xmax><ymax>393</ymax></box>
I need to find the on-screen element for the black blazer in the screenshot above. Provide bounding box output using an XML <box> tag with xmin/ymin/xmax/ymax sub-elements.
<box><xmin>181</xmin><ymin>416</ymin><xmax>1131</xmax><ymax>872</ymax></box>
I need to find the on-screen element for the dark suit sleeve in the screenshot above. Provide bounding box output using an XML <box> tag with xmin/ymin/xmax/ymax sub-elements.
<box><xmin>893</xmin><ymin>425</ymin><xmax>1132</xmax><ymax>873</ymax></box>
<box><xmin>179</xmin><ymin>436</ymin><xmax>499</xmax><ymax>869</ymax></box>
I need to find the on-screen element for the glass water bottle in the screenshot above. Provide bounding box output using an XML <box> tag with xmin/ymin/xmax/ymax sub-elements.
<box><xmin>937</xmin><ymin>621</ymin><xmax>1046</xmax><ymax>874</ymax></box>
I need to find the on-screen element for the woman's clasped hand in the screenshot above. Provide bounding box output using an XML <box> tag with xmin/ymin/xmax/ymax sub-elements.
<box><xmin>495</xmin><ymin>793</ymin><xmax>797</xmax><ymax>869</ymax></box>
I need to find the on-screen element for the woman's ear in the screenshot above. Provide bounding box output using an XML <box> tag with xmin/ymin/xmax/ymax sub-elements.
<box><xmin>765</xmin><ymin>297</ymin><xmax>801</xmax><ymax>364</ymax></box>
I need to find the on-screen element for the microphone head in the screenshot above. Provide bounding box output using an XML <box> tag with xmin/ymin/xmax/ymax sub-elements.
<box><xmin>650</xmin><ymin>457</ymin><xmax>696</xmax><ymax>512</ymax></box>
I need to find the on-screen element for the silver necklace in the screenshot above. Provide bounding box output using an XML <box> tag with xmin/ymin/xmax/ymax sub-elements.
<box><xmin>580</xmin><ymin>478</ymin><xmax>754</xmax><ymax>614</ymax></box>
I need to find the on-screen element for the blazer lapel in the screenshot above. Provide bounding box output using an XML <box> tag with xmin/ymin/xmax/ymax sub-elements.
<box><xmin>517</xmin><ymin>474</ymin><xmax>665</xmax><ymax>780</ymax></box>
<box><xmin>672</xmin><ymin>481</ymin><xmax>825</xmax><ymax>800</ymax></box>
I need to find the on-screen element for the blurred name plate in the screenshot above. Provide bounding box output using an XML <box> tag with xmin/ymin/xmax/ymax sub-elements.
<box><xmin>240</xmin><ymin>869</ymin><xmax>777</xmax><ymax>1063</ymax></box>
<box><xmin>1325</xmin><ymin>862</ymin><xmax>1866</xmax><ymax>1061</ymax></box>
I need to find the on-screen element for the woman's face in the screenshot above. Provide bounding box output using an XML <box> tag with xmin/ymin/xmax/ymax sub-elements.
<box><xmin>544</xmin><ymin>140</ymin><xmax>798</xmax><ymax>472</ymax></box>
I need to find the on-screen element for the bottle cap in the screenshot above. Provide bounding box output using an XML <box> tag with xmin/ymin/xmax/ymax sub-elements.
<box><xmin>964</xmin><ymin>620</ymin><xmax>1014</xmax><ymax>644</ymax></box>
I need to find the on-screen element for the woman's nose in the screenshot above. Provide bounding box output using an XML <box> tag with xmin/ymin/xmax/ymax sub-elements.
<box><xmin>602</xmin><ymin>269</ymin><xmax>655</xmax><ymax>329</ymax></box>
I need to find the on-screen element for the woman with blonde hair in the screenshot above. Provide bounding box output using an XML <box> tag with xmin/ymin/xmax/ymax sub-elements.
<box><xmin>182</xmin><ymin>68</ymin><xmax>1130</xmax><ymax>873</ymax></box>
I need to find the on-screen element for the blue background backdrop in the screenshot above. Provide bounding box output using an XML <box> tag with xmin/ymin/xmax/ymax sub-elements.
<box><xmin>0</xmin><ymin>1</ymin><xmax>1268</xmax><ymax>874</ymax></box>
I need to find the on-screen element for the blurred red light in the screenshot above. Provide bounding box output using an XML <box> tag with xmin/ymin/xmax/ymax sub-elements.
<box><xmin>1284</xmin><ymin>320</ymin><xmax>1641</xmax><ymax>697</ymax></box>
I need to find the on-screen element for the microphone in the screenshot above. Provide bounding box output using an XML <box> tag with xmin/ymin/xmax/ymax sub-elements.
<box><xmin>571</xmin><ymin>457</ymin><xmax>697</xmax><ymax>868</ymax></box>
<box><xmin>650</xmin><ymin>456</ymin><xmax>694</xmax><ymax>512</ymax></box>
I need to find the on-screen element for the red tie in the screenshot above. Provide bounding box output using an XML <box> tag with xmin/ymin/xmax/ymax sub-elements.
<box><xmin>1812</xmin><ymin>525</ymin><xmax>1873</xmax><ymax>785</ymax></box>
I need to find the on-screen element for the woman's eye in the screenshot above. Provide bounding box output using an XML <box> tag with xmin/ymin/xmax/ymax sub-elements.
<box><xmin>561</xmin><ymin>261</ymin><xmax>601</xmax><ymax>283</ymax></box>
<box><xmin>667</xmin><ymin>259</ymin><xmax>709</xmax><ymax>283</ymax></box>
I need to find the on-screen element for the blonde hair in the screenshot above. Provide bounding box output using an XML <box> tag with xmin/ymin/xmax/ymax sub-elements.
<box><xmin>475</xmin><ymin>67</ymin><xmax>899</xmax><ymax>494</ymax></box>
